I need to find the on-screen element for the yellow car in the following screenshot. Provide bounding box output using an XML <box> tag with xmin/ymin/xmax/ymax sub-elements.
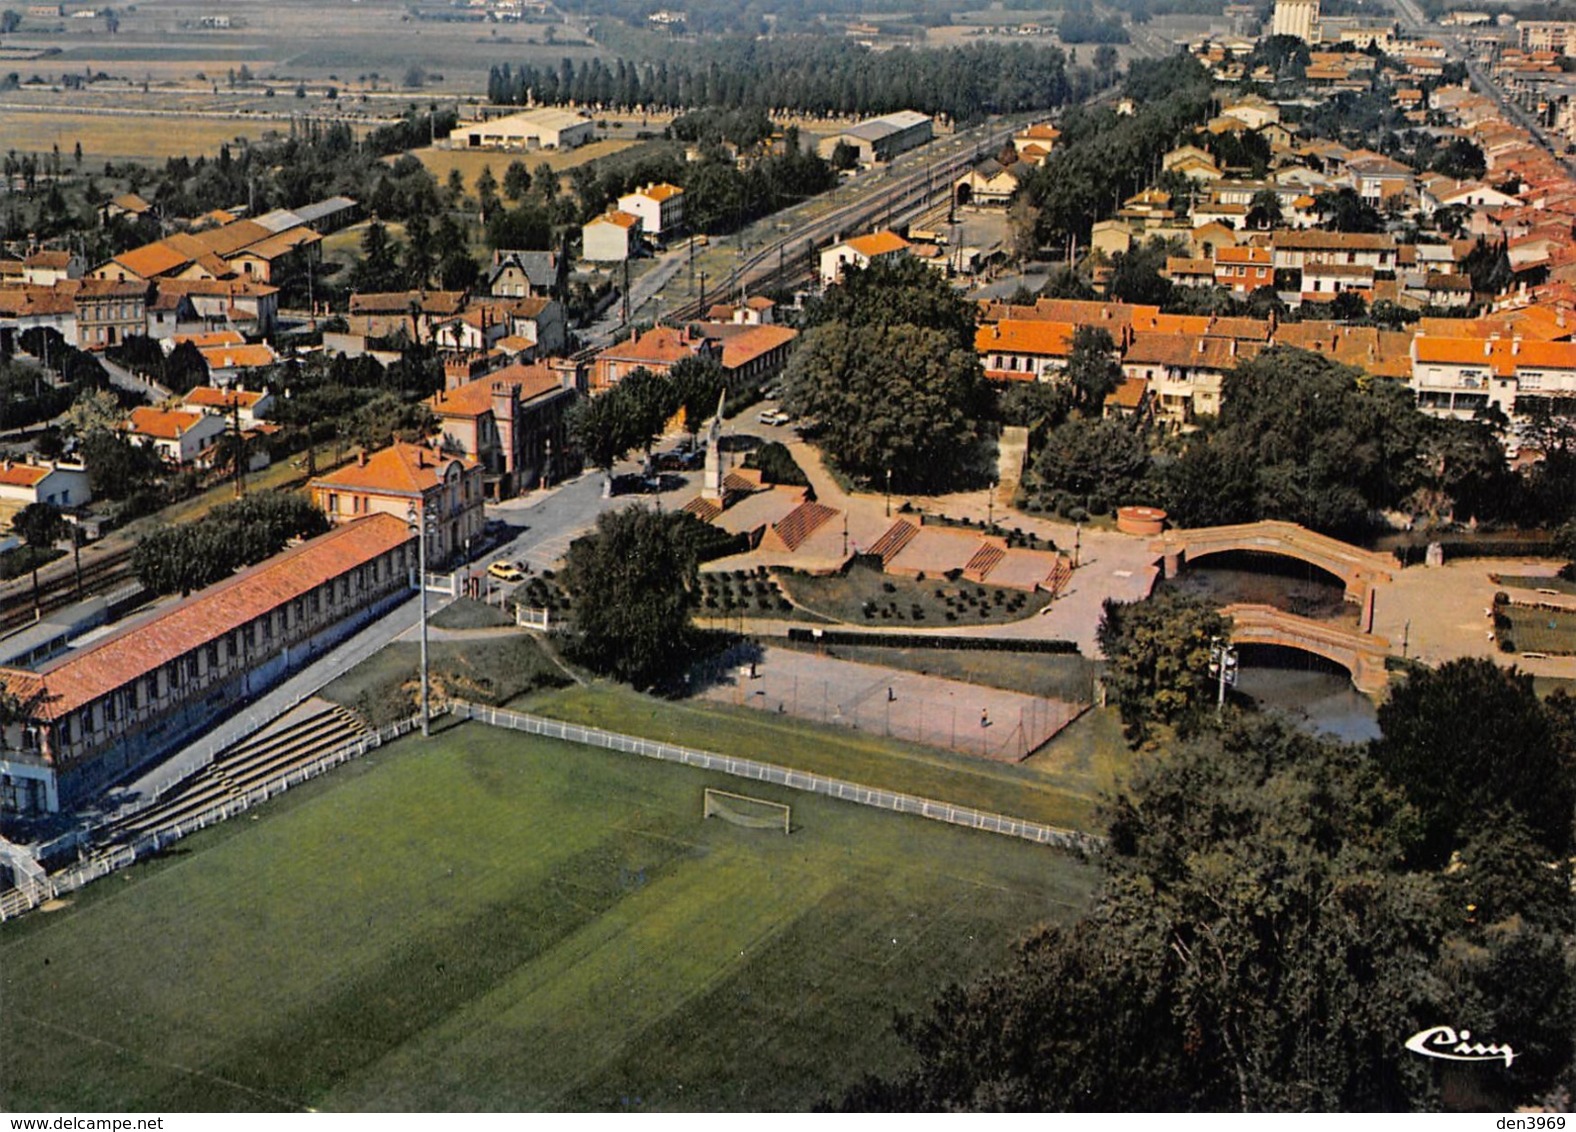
<box><xmin>487</xmin><ymin>561</ymin><xmax>525</xmax><ymax>582</ymax></box>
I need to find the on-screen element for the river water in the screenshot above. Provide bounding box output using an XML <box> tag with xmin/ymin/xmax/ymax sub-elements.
<box><xmin>1159</xmin><ymin>552</ymin><xmax>1381</xmax><ymax>744</ymax></box>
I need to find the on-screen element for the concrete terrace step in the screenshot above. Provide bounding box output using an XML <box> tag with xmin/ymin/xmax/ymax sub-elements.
<box><xmin>105</xmin><ymin>706</ymin><xmax>370</xmax><ymax>842</ymax></box>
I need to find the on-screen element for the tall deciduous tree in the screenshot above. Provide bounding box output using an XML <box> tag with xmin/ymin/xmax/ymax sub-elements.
<box><xmin>1162</xmin><ymin>348</ymin><xmax>1428</xmax><ymax>536</ymax></box>
<box><xmin>1032</xmin><ymin>417</ymin><xmax>1150</xmax><ymax>515</ymax></box>
<box><xmin>782</xmin><ymin>321</ymin><xmax>988</xmax><ymax>491</ymax></box>
<box><xmin>1064</xmin><ymin>325</ymin><xmax>1121</xmax><ymax>413</ymax></box>
<box><xmin>802</xmin><ymin>257</ymin><xmax>978</xmax><ymax>353</ymax></box>
<box><xmin>1372</xmin><ymin>658</ymin><xmax>1576</xmax><ymax>867</ymax></box>
<box><xmin>1096</xmin><ymin>589</ymin><xmax>1230</xmax><ymax>740</ymax></box>
<box><xmin>351</xmin><ymin>219</ymin><xmax>403</xmax><ymax>293</ymax></box>
<box><xmin>560</xmin><ymin>505</ymin><xmax>697</xmax><ymax>690</ymax></box>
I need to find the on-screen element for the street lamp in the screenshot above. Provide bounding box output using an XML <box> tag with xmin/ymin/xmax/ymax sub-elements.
<box><xmin>884</xmin><ymin>467</ymin><xmax>892</xmax><ymax>518</ymax></box>
<box><xmin>1073</xmin><ymin>522</ymin><xmax>1082</xmax><ymax>570</ymax></box>
<box><xmin>407</xmin><ymin>502</ymin><xmax>433</xmax><ymax>737</ymax></box>
<box><xmin>1208</xmin><ymin>635</ymin><xmax>1238</xmax><ymax>717</ymax></box>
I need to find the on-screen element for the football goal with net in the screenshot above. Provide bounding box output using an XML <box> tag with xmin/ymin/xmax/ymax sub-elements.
<box><xmin>702</xmin><ymin>788</ymin><xmax>792</xmax><ymax>834</ymax></box>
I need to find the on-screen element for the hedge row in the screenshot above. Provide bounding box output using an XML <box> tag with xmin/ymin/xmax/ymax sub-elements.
<box><xmin>785</xmin><ymin>627</ymin><xmax>1080</xmax><ymax>654</ymax></box>
<box><xmin>1393</xmin><ymin>538</ymin><xmax>1556</xmax><ymax>567</ymax></box>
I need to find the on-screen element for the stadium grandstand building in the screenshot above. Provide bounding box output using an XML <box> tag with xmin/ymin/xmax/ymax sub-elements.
<box><xmin>0</xmin><ymin>514</ymin><xmax>415</xmax><ymax>815</ymax></box>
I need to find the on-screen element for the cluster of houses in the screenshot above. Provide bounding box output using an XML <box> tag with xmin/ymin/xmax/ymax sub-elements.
<box><xmin>975</xmin><ymin>294</ymin><xmax>1576</xmax><ymax>446</ymax></box>
<box><xmin>0</xmin><ymin>196</ymin><xmax>359</xmax><ymax>353</ymax></box>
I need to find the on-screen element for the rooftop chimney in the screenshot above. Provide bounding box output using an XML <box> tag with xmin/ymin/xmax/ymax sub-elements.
<box><xmin>357</xmin><ymin>449</ymin><xmax>367</xmax><ymax>467</ymax></box>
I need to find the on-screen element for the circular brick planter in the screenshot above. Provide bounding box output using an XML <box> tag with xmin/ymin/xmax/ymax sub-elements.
<box><xmin>1116</xmin><ymin>506</ymin><xmax>1168</xmax><ymax>537</ymax></box>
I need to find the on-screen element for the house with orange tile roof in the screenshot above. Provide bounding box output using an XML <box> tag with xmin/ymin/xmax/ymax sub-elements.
<box><xmin>1272</xmin><ymin>229</ymin><xmax>1398</xmax><ymax>271</ymax></box>
<box><xmin>180</xmin><ymin>385</ymin><xmax>274</xmax><ymax>427</ymax></box>
<box><xmin>701</xmin><ymin>322</ymin><xmax>799</xmax><ymax>386</ymax></box>
<box><xmin>197</xmin><ymin>342</ymin><xmax>279</xmax><ymax>385</ymax></box>
<box><xmin>427</xmin><ymin>361</ymin><xmax>578</xmax><ymax>499</ymax></box>
<box><xmin>1301</xmin><ymin>261</ymin><xmax>1376</xmax><ymax>302</ymax></box>
<box><xmin>1121</xmin><ymin>333</ymin><xmax>1264</xmax><ymax>421</ymax></box>
<box><xmin>591</xmin><ymin>325</ymin><xmax>720</xmax><ymax>392</ymax></box>
<box><xmin>122</xmin><ymin>406</ymin><xmax>229</xmax><ymax>465</ymax></box>
<box><xmin>975</xmin><ymin>319</ymin><xmax>1076</xmax><ymax>382</ymax></box>
<box><xmin>91</xmin><ymin>241</ymin><xmax>197</xmax><ymax>284</ymax></box>
<box><xmin>152</xmin><ymin>277</ymin><xmax>279</xmax><ymax>337</ymax></box>
<box><xmin>99</xmin><ymin>192</ymin><xmax>154</xmax><ymax>225</ymax></box>
<box><xmin>582</xmin><ymin>209</ymin><xmax>643</xmax><ymax>262</ymax></box>
<box><xmin>819</xmin><ymin>230</ymin><xmax>911</xmax><ymax>285</ymax></box>
<box><xmin>617</xmin><ymin>182</ymin><xmax>685</xmax><ymax>239</ymax></box>
<box><xmin>1409</xmin><ymin>333</ymin><xmax>1576</xmax><ymax>419</ymax></box>
<box><xmin>1214</xmin><ymin>245</ymin><xmax>1275</xmax><ymax>294</ymax></box>
<box><xmin>1012</xmin><ymin>122</ymin><xmax>1061</xmax><ymax>159</ymax></box>
<box><xmin>23</xmin><ymin>249</ymin><xmax>82</xmax><ymax>287</ymax></box>
<box><xmin>0</xmin><ymin>513</ymin><xmax>414</xmax><ymax>814</ymax></box>
<box><xmin>0</xmin><ymin>457</ymin><xmax>91</xmax><ymax>524</ymax></box>
<box><xmin>224</xmin><ymin>227</ymin><xmax>321</xmax><ymax>284</ymax></box>
<box><xmin>310</xmin><ymin>442</ymin><xmax>484</xmax><ymax>568</ymax></box>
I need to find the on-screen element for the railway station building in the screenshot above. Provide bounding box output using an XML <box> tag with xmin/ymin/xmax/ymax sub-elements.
<box><xmin>0</xmin><ymin>514</ymin><xmax>414</xmax><ymax>815</ymax></box>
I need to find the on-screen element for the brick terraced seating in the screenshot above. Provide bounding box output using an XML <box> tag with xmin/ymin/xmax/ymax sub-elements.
<box><xmin>866</xmin><ymin>520</ymin><xmax>919</xmax><ymax>565</ymax></box>
<box><xmin>963</xmin><ymin>540</ymin><xmax>1007</xmax><ymax>582</ymax></box>
<box><xmin>763</xmin><ymin>500</ymin><xmax>840</xmax><ymax>553</ymax></box>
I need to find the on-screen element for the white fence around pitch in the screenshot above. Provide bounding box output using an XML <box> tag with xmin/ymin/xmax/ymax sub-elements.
<box><xmin>0</xmin><ymin>715</ymin><xmax>425</xmax><ymax>922</ymax></box>
<box><xmin>450</xmin><ymin>701</ymin><xmax>1103</xmax><ymax>853</ymax></box>
<box><xmin>515</xmin><ymin>606</ymin><xmax>551</xmax><ymax>630</ymax></box>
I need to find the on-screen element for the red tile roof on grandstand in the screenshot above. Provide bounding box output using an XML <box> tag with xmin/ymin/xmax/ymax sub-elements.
<box><xmin>1</xmin><ymin>514</ymin><xmax>412</xmax><ymax>724</ymax></box>
<box><xmin>768</xmin><ymin>500</ymin><xmax>839</xmax><ymax>551</ymax></box>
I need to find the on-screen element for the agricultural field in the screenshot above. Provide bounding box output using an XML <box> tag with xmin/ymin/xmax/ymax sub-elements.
<box><xmin>0</xmin><ymin>110</ymin><xmax>293</xmax><ymax>163</ymax></box>
<box><xmin>0</xmin><ymin>721</ymin><xmax>1098</xmax><ymax>1111</ymax></box>
<box><xmin>1</xmin><ymin>0</ymin><xmax>603</xmax><ymax>90</ymax></box>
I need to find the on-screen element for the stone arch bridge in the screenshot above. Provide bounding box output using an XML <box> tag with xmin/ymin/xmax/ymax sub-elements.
<box><xmin>1223</xmin><ymin>603</ymin><xmax>1393</xmax><ymax>696</ymax></box>
<box><xmin>1153</xmin><ymin>520</ymin><xmax>1400</xmax><ymax>622</ymax></box>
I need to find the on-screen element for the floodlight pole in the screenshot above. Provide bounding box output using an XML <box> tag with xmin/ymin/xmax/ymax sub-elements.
<box><xmin>1208</xmin><ymin>635</ymin><xmax>1237</xmax><ymax>717</ymax></box>
<box><xmin>409</xmin><ymin>502</ymin><xmax>431</xmax><ymax>737</ymax></box>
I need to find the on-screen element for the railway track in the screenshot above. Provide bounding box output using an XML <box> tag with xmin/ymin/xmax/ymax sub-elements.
<box><xmin>667</xmin><ymin>123</ymin><xmax>1017</xmax><ymax>320</ymax></box>
<box><xmin>0</xmin><ymin>547</ymin><xmax>137</xmax><ymax>637</ymax></box>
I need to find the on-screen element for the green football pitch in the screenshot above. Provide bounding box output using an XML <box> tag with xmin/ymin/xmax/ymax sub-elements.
<box><xmin>0</xmin><ymin>721</ymin><xmax>1098</xmax><ymax>1112</ymax></box>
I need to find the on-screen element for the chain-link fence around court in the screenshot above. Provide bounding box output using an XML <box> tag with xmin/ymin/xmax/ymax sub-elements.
<box><xmin>691</xmin><ymin>645</ymin><xmax>1085</xmax><ymax>762</ymax></box>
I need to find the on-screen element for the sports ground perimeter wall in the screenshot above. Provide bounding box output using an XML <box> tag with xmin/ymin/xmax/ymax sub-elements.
<box><xmin>450</xmin><ymin>701</ymin><xmax>1103</xmax><ymax>853</ymax></box>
